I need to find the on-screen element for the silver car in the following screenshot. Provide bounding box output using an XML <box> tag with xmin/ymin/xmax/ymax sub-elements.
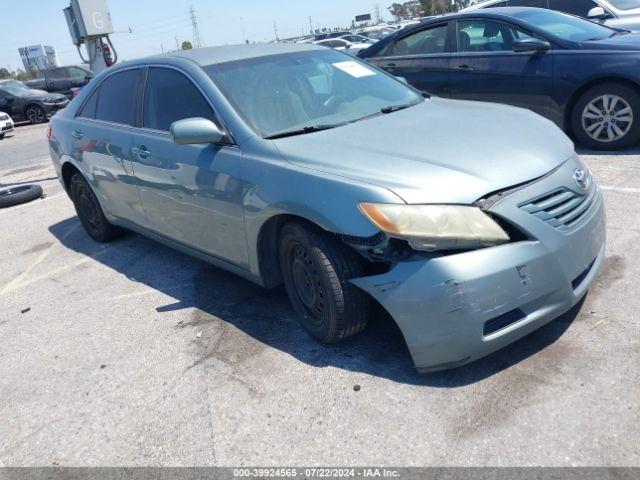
<box><xmin>48</xmin><ymin>44</ymin><xmax>605</xmax><ymax>372</ymax></box>
<box><xmin>464</xmin><ymin>0</ymin><xmax>640</xmax><ymax>31</ymax></box>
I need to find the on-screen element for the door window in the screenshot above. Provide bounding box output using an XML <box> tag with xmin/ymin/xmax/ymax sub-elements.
<box><xmin>508</xmin><ymin>0</ymin><xmax>545</xmax><ymax>6</ymax></box>
<box><xmin>78</xmin><ymin>88</ymin><xmax>99</xmax><ymax>119</ymax></box>
<box><xmin>143</xmin><ymin>67</ymin><xmax>216</xmax><ymax>132</ymax></box>
<box><xmin>457</xmin><ymin>20</ymin><xmax>533</xmax><ymax>52</ymax></box>
<box><xmin>69</xmin><ymin>67</ymin><xmax>89</xmax><ymax>80</ymax></box>
<box><xmin>375</xmin><ymin>24</ymin><xmax>449</xmax><ymax>57</ymax></box>
<box><xmin>94</xmin><ymin>68</ymin><xmax>144</xmax><ymax>126</ymax></box>
<box><xmin>548</xmin><ymin>0</ymin><xmax>598</xmax><ymax>17</ymax></box>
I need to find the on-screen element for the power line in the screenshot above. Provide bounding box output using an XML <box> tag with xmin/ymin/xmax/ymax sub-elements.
<box><xmin>190</xmin><ymin>5</ymin><xmax>203</xmax><ymax>48</ymax></box>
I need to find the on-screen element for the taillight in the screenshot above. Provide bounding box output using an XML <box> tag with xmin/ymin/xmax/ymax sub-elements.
<box><xmin>47</xmin><ymin>126</ymin><xmax>52</xmax><ymax>140</ymax></box>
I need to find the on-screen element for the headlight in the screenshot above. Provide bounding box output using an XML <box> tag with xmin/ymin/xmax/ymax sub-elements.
<box><xmin>359</xmin><ymin>203</ymin><xmax>509</xmax><ymax>251</ymax></box>
<box><xmin>43</xmin><ymin>97</ymin><xmax>55</xmax><ymax>103</ymax></box>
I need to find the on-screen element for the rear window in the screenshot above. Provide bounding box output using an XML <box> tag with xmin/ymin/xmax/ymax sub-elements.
<box><xmin>78</xmin><ymin>88</ymin><xmax>99</xmax><ymax>119</ymax></box>
<box><xmin>94</xmin><ymin>68</ymin><xmax>143</xmax><ymax>126</ymax></box>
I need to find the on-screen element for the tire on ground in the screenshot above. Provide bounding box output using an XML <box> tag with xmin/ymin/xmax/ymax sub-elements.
<box><xmin>70</xmin><ymin>172</ymin><xmax>121</xmax><ymax>242</ymax></box>
<box><xmin>0</xmin><ymin>184</ymin><xmax>43</xmax><ymax>208</ymax></box>
<box><xmin>571</xmin><ymin>82</ymin><xmax>640</xmax><ymax>150</ymax></box>
<box><xmin>279</xmin><ymin>221</ymin><xmax>370</xmax><ymax>344</ymax></box>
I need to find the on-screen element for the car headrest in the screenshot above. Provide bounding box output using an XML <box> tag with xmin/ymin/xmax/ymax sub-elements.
<box><xmin>459</xmin><ymin>31</ymin><xmax>471</xmax><ymax>51</ymax></box>
<box><xmin>483</xmin><ymin>23</ymin><xmax>500</xmax><ymax>38</ymax></box>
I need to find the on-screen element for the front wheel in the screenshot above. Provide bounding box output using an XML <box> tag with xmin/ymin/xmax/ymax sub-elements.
<box><xmin>25</xmin><ymin>104</ymin><xmax>47</xmax><ymax>124</ymax></box>
<box><xmin>279</xmin><ymin>222</ymin><xmax>369</xmax><ymax>344</ymax></box>
<box><xmin>572</xmin><ymin>83</ymin><xmax>640</xmax><ymax>150</ymax></box>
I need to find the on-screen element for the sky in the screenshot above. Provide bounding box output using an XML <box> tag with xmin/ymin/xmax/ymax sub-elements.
<box><xmin>0</xmin><ymin>0</ymin><xmax>396</xmax><ymax>72</ymax></box>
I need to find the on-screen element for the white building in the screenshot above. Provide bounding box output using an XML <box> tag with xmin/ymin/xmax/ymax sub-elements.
<box><xmin>18</xmin><ymin>45</ymin><xmax>59</xmax><ymax>72</ymax></box>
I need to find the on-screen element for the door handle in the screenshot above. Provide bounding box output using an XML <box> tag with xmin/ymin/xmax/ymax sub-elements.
<box><xmin>72</xmin><ymin>129</ymin><xmax>83</xmax><ymax>140</ymax></box>
<box><xmin>384</xmin><ymin>62</ymin><xmax>397</xmax><ymax>69</ymax></box>
<box><xmin>456</xmin><ymin>64</ymin><xmax>475</xmax><ymax>71</ymax></box>
<box><xmin>131</xmin><ymin>145</ymin><xmax>150</xmax><ymax>158</ymax></box>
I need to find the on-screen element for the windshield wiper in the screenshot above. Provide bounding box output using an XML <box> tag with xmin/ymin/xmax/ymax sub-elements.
<box><xmin>264</xmin><ymin>123</ymin><xmax>346</xmax><ymax>139</ymax></box>
<box><xmin>380</xmin><ymin>102</ymin><xmax>417</xmax><ymax>114</ymax></box>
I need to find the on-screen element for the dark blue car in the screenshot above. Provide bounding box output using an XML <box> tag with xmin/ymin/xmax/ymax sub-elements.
<box><xmin>358</xmin><ymin>7</ymin><xmax>640</xmax><ymax>150</ymax></box>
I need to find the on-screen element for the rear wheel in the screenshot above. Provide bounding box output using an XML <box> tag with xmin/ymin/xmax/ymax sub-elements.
<box><xmin>572</xmin><ymin>83</ymin><xmax>640</xmax><ymax>150</ymax></box>
<box><xmin>279</xmin><ymin>221</ymin><xmax>369</xmax><ymax>343</ymax></box>
<box><xmin>70</xmin><ymin>173</ymin><xmax>120</xmax><ymax>242</ymax></box>
<box><xmin>25</xmin><ymin>104</ymin><xmax>47</xmax><ymax>124</ymax></box>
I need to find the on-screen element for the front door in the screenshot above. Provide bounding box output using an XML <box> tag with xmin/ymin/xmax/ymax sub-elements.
<box><xmin>131</xmin><ymin>67</ymin><xmax>248</xmax><ymax>267</ymax></box>
<box><xmin>449</xmin><ymin>19</ymin><xmax>554</xmax><ymax>119</ymax></box>
<box><xmin>366</xmin><ymin>22</ymin><xmax>453</xmax><ymax>96</ymax></box>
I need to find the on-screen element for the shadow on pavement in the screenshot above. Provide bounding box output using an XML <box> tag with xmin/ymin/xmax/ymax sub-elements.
<box><xmin>49</xmin><ymin>216</ymin><xmax>583</xmax><ymax>387</ymax></box>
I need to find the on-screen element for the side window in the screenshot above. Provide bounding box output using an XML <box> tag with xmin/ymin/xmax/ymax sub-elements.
<box><xmin>50</xmin><ymin>68</ymin><xmax>66</xmax><ymax>79</ymax></box>
<box><xmin>69</xmin><ymin>67</ymin><xmax>88</xmax><ymax>80</ymax></box>
<box><xmin>508</xmin><ymin>0</ymin><xmax>545</xmax><ymax>6</ymax></box>
<box><xmin>548</xmin><ymin>0</ymin><xmax>598</xmax><ymax>17</ymax></box>
<box><xmin>143</xmin><ymin>67</ymin><xmax>216</xmax><ymax>132</ymax></box>
<box><xmin>95</xmin><ymin>68</ymin><xmax>143</xmax><ymax>126</ymax></box>
<box><xmin>457</xmin><ymin>20</ymin><xmax>529</xmax><ymax>52</ymax></box>
<box><xmin>78</xmin><ymin>88</ymin><xmax>99</xmax><ymax>119</ymax></box>
<box><xmin>375</xmin><ymin>24</ymin><xmax>448</xmax><ymax>57</ymax></box>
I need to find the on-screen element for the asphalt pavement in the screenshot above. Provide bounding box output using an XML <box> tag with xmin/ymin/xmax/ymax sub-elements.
<box><xmin>0</xmin><ymin>123</ymin><xmax>638</xmax><ymax>466</ymax></box>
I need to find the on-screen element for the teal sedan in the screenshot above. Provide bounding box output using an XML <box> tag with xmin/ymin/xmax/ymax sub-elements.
<box><xmin>48</xmin><ymin>43</ymin><xmax>605</xmax><ymax>372</ymax></box>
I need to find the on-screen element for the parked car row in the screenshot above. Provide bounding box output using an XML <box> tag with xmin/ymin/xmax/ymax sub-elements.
<box><xmin>358</xmin><ymin>7</ymin><xmax>640</xmax><ymax>149</ymax></box>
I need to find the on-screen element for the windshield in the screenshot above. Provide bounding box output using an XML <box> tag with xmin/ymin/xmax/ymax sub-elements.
<box><xmin>513</xmin><ymin>9</ymin><xmax>616</xmax><ymax>41</ymax></box>
<box><xmin>607</xmin><ymin>0</ymin><xmax>640</xmax><ymax>10</ymax></box>
<box><xmin>204</xmin><ymin>49</ymin><xmax>422</xmax><ymax>138</ymax></box>
<box><xmin>0</xmin><ymin>81</ymin><xmax>31</xmax><ymax>95</ymax></box>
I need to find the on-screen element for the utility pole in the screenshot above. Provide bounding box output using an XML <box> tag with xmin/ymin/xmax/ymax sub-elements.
<box><xmin>190</xmin><ymin>5</ymin><xmax>203</xmax><ymax>48</ymax></box>
<box><xmin>308</xmin><ymin>16</ymin><xmax>313</xmax><ymax>34</ymax></box>
<box><xmin>175</xmin><ymin>36</ymin><xmax>180</xmax><ymax>50</ymax></box>
<box><xmin>374</xmin><ymin>3</ymin><xmax>381</xmax><ymax>24</ymax></box>
<box><xmin>273</xmin><ymin>21</ymin><xmax>279</xmax><ymax>42</ymax></box>
<box><xmin>160</xmin><ymin>43</ymin><xmax>165</xmax><ymax>54</ymax></box>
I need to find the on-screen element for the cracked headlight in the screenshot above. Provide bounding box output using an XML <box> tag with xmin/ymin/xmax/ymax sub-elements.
<box><xmin>359</xmin><ymin>203</ymin><xmax>510</xmax><ymax>252</ymax></box>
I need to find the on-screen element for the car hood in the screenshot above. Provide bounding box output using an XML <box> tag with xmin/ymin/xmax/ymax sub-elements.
<box><xmin>581</xmin><ymin>32</ymin><xmax>640</xmax><ymax>49</ymax></box>
<box><xmin>273</xmin><ymin>97</ymin><xmax>574</xmax><ymax>204</ymax></box>
<box><xmin>15</xmin><ymin>89</ymin><xmax>65</xmax><ymax>100</ymax></box>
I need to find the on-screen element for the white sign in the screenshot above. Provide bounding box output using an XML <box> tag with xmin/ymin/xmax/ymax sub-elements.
<box><xmin>332</xmin><ymin>61</ymin><xmax>376</xmax><ymax>78</ymax></box>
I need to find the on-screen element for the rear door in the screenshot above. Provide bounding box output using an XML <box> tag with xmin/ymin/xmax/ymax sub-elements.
<box><xmin>449</xmin><ymin>18</ymin><xmax>554</xmax><ymax>118</ymax></box>
<box><xmin>365</xmin><ymin>22</ymin><xmax>453</xmax><ymax>96</ymax></box>
<box><xmin>72</xmin><ymin>68</ymin><xmax>147</xmax><ymax>225</ymax></box>
<box><xmin>131</xmin><ymin>67</ymin><xmax>247</xmax><ymax>266</ymax></box>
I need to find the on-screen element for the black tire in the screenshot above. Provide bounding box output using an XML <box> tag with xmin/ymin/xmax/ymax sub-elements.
<box><xmin>0</xmin><ymin>133</ymin><xmax>5</xmax><ymax>140</ymax></box>
<box><xmin>0</xmin><ymin>184</ymin><xmax>43</xmax><ymax>208</ymax></box>
<box><xmin>571</xmin><ymin>82</ymin><xmax>640</xmax><ymax>150</ymax></box>
<box><xmin>279</xmin><ymin>221</ymin><xmax>369</xmax><ymax>343</ymax></box>
<box><xmin>70</xmin><ymin>173</ymin><xmax>120</xmax><ymax>242</ymax></box>
<box><xmin>25</xmin><ymin>104</ymin><xmax>48</xmax><ymax>124</ymax></box>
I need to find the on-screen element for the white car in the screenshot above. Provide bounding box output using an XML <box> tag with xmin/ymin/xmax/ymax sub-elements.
<box><xmin>313</xmin><ymin>38</ymin><xmax>373</xmax><ymax>54</ymax></box>
<box><xmin>463</xmin><ymin>0</ymin><xmax>640</xmax><ymax>31</ymax></box>
<box><xmin>0</xmin><ymin>112</ymin><xmax>14</xmax><ymax>139</ymax></box>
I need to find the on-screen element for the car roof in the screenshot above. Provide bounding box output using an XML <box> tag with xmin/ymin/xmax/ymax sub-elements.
<box><xmin>165</xmin><ymin>42</ymin><xmax>325</xmax><ymax>66</ymax></box>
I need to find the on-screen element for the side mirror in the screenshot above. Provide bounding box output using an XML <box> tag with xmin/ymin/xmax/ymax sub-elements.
<box><xmin>512</xmin><ymin>37</ymin><xmax>550</xmax><ymax>53</ymax></box>
<box><xmin>85</xmin><ymin>75</ymin><xmax>93</xmax><ymax>82</ymax></box>
<box><xmin>170</xmin><ymin>117</ymin><xmax>225</xmax><ymax>145</ymax></box>
<box><xmin>395</xmin><ymin>76</ymin><xmax>408</xmax><ymax>84</ymax></box>
<box><xmin>588</xmin><ymin>6</ymin><xmax>609</xmax><ymax>19</ymax></box>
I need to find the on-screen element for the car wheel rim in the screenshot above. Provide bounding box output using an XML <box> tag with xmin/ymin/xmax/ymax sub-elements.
<box><xmin>582</xmin><ymin>94</ymin><xmax>633</xmax><ymax>143</ymax></box>
<box><xmin>289</xmin><ymin>243</ymin><xmax>325</xmax><ymax>326</ymax></box>
<box><xmin>78</xmin><ymin>185</ymin><xmax>99</xmax><ymax>230</ymax></box>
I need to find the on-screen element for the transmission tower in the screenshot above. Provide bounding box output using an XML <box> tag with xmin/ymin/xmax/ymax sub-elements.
<box><xmin>374</xmin><ymin>3</ymin><xmax>381</xmax><ymax>24</ymax></box>
<box><xmin>189</xmin><ymin>5</ymin><xmax>203</xmax><ymax>48</ymax></box>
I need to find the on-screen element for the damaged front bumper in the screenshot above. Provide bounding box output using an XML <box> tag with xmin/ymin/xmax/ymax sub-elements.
<box><xmin>351</xmin><ymin>161</ymin><xmax>606</xmax><ymax>373</ymax></box>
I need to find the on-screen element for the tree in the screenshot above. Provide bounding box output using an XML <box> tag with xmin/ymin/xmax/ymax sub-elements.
<box><xmin>419</xmin><ymin>0</ymin><xmax>471</xmax><ymax>15</ymax></box>
<box><xmin>14</xmin><ymin>69</ymin><xmax>28</xmax><ymax>81</ymax></box>
<box><xmin>388</xmin><ymin>3</ymin><xmax>408</xmax><ymax>21</ymax></box>
<box><xmin>181</xmin><ymin>40</ymin><xmax>193</xmax><ymax>50</ymax></box>
<box><xmin>0</xmin><ymin>68</ymin><xmax>10</xmax><ymax>80</ymax></box>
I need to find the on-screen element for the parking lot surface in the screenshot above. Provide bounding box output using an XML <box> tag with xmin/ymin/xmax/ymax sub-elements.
<box><xmin>0</xmin><ymin>123</ymin><xmax>638</xmax><ymax>466</ymax></box>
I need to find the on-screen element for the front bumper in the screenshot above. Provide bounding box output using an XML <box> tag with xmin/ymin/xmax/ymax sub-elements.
<box><xmin>42</xmin><ymin>100</ymin><xmax>69</xmax><ymax>114</ymax></box>
<box><xmin>352</xmin><ymin>157</ymin><xmax>606</xmax><ymax>372</ymax></box>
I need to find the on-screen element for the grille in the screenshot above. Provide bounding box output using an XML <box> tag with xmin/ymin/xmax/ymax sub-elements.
<box><xmin>519</xmin><ymin>184</ymin><xmax>597</xmax><ymax>232</ymax></box>
<box><xmin>483</xmin><ymin>308</ymin><xmax>526</xmax><ymax>336</ymax></box>
<box><xmin>1</xmin><ymin>125</ymin><xmax>13</xmax><ymax>131</ymax></box>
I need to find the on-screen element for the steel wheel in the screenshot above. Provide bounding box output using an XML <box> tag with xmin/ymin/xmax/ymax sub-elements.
<box><xmin>26</xmin><ymin>105</ymin><xmax>46</xmax><ymax>124</ymax></box>
<box><xmin>581</xmin><ymin>94</ymin><xmax>633</xmax><ymax>143</ymax></box>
